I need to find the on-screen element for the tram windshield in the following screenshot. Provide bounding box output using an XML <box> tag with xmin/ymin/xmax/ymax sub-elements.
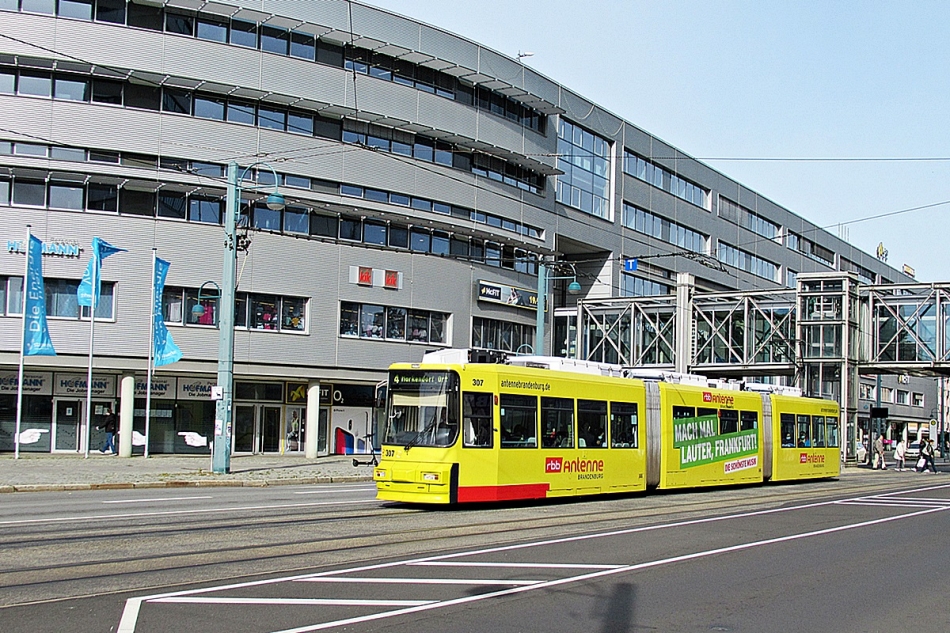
<box><xmin>383</xmin><ymin>370</ymin><xmax>460</xmax><ymax>449</ymax></box>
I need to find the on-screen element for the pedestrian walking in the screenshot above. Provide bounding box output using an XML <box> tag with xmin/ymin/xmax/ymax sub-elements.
<box><xmin>894</xmin><ymin>438</ymin><xmax>907</xmax><ymax>471</ymax></box>
<box><xmin>873</xmin><ymin>434</ymin><xmax>887</xmax><ymax>470</ymax></box>
<box><xmin>921</xmin><ymin>438</ymin><xmax>938</xmax><ymax>473</ymax></box>
<box><xmin>98</xmin><ymin>407</ymin><xmax>118</xmax><ymax>455</ymax></box>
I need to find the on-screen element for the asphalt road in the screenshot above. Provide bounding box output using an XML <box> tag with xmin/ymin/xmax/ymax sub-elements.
<box><xmin>2</xmin><ymin>475</ymin><xmax>948</xmax><ymax>633</ymax></box>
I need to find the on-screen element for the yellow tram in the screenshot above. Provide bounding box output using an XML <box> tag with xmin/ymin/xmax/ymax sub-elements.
<box><xmin>373</xmin><ymin>349</ymin><xmax>840</xmax><ymax>504</ymax></box>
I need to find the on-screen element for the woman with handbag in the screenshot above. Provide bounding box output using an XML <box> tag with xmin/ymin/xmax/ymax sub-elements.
<box><xmin>922</xmin><ymin>439</ymin><xmax>938</xmax><ymax>473</ymax></box>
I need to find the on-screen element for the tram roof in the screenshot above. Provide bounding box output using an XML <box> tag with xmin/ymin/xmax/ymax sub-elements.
<box><xmin>417</xmin><ymin>348</ymin><xmax>803</xmax><ymax>396</ymax></box>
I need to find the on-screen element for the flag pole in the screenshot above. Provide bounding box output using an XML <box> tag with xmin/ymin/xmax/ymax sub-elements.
<box><xmin>84</xmin><ymin>247</ymin><xmax>97</xmax><ymax>459</ymax></box>
<box><xmin>145</xmin><ymin>249</ymin><xmax>157</xmax><ymax>458</ymax></box>
<box><xmin>14</xmin><ymin>225</ymin><xmax>31</xmax><ymax>460</ymax></box>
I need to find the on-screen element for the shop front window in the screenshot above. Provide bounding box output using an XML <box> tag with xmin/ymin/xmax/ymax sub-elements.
<box><xmin>250</xmin><ymin>294</ymin><xmax>279</xmax><ymax>330</ymax></box>
<box><xmin>361</xmin><ymin>304</ymin><xmax>385</xmax><ymax>338</ymax></box>
<box><xmin>340</xmin><ymin>302</ymin><xmax>359</xmax><ymax>336</ymax></box>
<box><xmin>283</xmin><ymin>297</ymin><xmax>306</xmax><ymax>331</ymax></box>
<box><xmin>407</xmin><ymin>311</ymin><xmax>429</xmax><ymax>342</ymax></box>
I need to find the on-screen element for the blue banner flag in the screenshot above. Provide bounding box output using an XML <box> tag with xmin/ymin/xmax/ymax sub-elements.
<box><xmin>77</xmin><ymin>237</ymin><xmax>126</xmax><ymax>307</ymax></box>
<box><xmin>24</xmin><ymin>235</ymin><xmax>56</xmax><ymax>356</ymax></box>
<box><xmin>153</xmin><ymin>257</ymin><xmax>182</xmax><ymax>366</ymax></box>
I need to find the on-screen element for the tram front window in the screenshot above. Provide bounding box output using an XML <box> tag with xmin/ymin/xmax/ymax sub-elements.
<box><xmin>384</xmin><ymin>370</ymin><xmax>460</xmax><ymax>448</ymax></box>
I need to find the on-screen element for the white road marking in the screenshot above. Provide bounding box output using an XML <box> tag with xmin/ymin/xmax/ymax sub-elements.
<box><xmin>117</xmin><ymin>483</ymin><xmax>950</xmax><ymax>633</ymax></box>
<box><xmin>295</xmin><ymin>577</ymin><xmax>539</xmax><ymax>586</ymax></box>
<box><xmin>293</xmin><ymin>486</ymin><xmax>377</xmax><ymax>495</ymax></box>
<box><xmin>270</xmin><ymin>506</ymin><xmax>947</xmax><ymax>633</ymax></box>
<box><xmin>151</xmin><ymin>597</ymin><xmax>434</xmax><ymax>607</ymax></box>
<box><xmin>410</xmin><ymin>562</ymin><xmax>624</xmax><ymax>570</ymax></box>
<box><xmin>103</xmin><ymin>496</ymin><xmax>214</xmax><ymax>504</ymax></box>
<box><xmin>0</xmin><ymin>499</ymin><xmax>376</xmax><ymax>527</ymax></box>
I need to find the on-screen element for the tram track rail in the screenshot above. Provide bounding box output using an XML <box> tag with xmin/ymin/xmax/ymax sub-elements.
<box><xmin>0</xmin><ymin>474</ymin><xmax>905</xmax><ymax>609</ymax></box>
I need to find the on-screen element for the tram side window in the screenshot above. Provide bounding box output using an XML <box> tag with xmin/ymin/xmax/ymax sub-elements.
<box><xmin>698</xmin><ymin>408</ymin><xmax>718</xmax><ymax>434</ymax></box>
<box><xmin>780</xmin><ymin>413</ymin><xmax>795</xmax><ymax>447</ymax></box>
<box><xmin>825</xmin><ymin>416</ymin><xmax>840</xmax><ymax>447</ymax></box>
<box><xmin>577</xmin><ymin>400</ymin><xmax>607</xmax><ymax>448</ymax></box>
<box><xmin>740</xmin><ymin>411</ymin><xmax>757</xmax><ymax>431</ymax></box>
<box><xmin>719</xmin><ymin>410</ymin><xmax>739</xmax><ymax>435</ymax></box>
<box><xmin>812</xmin><ymin>416</ymin><xmax>826</xmax><ymax>447</ymax></box>
<box><xmin>541</xmin><ymin>397</ymin><xmax>574</xmax><ymax>448</ymax></box>
<box><xmin>462</xmin><ymin>392</ymin><xmax>493</xmax><ymax>448</ymax></box>
<box><xmin>797</xmin><ymin>414</ymin><xmax>811</xmax><ymax>447</ymax></box>
<box><xmin>500</xmin><ymin>394</ymin><xmax>537</xmax><ymax>448</ymax></box>
<box><xmin>610</xmin><ymin>402</ymin><xmax>638</xmax><ymax>448</ymax></box>
<box><xmin>673</xmin><ymin>406</ymin><xmax>695</xmax><ymax>420</ymax></box>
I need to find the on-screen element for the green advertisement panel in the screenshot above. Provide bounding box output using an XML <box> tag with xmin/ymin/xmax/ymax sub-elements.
<box><xmin>673</xmin><ymin>415</ymin><xmax>758</xmax><ymax>469</ymax></box>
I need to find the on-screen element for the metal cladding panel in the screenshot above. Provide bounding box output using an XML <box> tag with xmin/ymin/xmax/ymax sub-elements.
<box><xmin>162</xmin><ymin>38</ymin><xmax>264</xmax><ymax>89</ymax></box>
<box><xmin>60</xmin><ymin>25</ymin><xmax>164</xmax><ymax>75</ymax></box>
<box><xmin>48</xmin><ymin>102</ymin><xmax>166</xmax><ymax>156</ymax></box>
<box><xmin>523</xmin><ymin>70</ymin><xmax>560</xmax><ymax>109</ymax></box>
<box><xmin>473</xmin><ymin>111</ymin><xmax>531</xmax><ymax>152</ymax></box>
<box><xmin>415</xmin><ymin>93</ymin><xmax>478</xmax><ymax>139</ymax></box>
<box><xmin>350</xmin><ymin>79</ymin><xmax>420</xmax><ymax>124</ymax></box>
<box><xmin>477</xmin><ymin>50</ymin><xmax>523</xmax><ymax>91</ymax></box>
<box><xmin>409</xmin><ymin>164</ymin><xmax>476</xmax><ymax>208</ymax></box>
<box><xmin>261</xmin><ymin>55</ymin><xmax>347</xmax><ymax>104</ymax></box>
<box><xmin>0</xmin><ymin>98</ymin><xmax>56</xmax><ymax>141</ymax></box>
<box><xmin>261</xmin><ymin>0</ymin><xmax>350</xmax><ymax>30</ymax></box>
<box><xmin>156</xmin><ymin>115</ymin><xmax>262</xmax><ymax>163</ymax></box>
<box><xmin>350</xmin><ymin>3</ymin><xmax>419</xmax><ymax>49</ymax></box>
<box><xmin>278</xmin><ymin>138</ymin><xmax>346</xmax><ymax>182</ymax></box>
<box><xmin>2</xmin><ymin>12</ymin><xmax>57</xmax><ymax>55</ymax></box>
<box><xmin>339</xmin><ymin>144</ymin><xmax>420</xmax><ymax>192</ymax></box>
<box><xmin>419</xmin><ymin>25</ymin><xmax>478</xmax><ymax>69</ymax></box>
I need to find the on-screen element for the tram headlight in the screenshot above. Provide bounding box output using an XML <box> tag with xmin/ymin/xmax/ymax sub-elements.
<box><xmin>422</xmin><ymin>472</ymin><xmax>440</xmax><ymax>482</ymax></box>
<box><xmin>375</xmin><ymin>469</ymin><xmax>386</xmax><ymax>478</ymax></box>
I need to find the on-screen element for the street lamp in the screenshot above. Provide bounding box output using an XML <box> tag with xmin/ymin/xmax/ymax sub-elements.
<box><xmin>212</xmin><ymin>161</ymin><xmax>285</xmax><ymax>474</ymax></box>
<box><xmin>534</xmin><ymin>259</ymin><xmax>581</xmax><ymax>356</ymax></box>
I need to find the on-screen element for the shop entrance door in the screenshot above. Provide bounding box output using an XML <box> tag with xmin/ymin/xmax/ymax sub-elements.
<box><xmin>260</xmin><ymin>406</ymin><xmax>281</xmax><ymax>453</ymax></box>
<box><xmin>233</xmin><ymin>404</ymin><xmax>282</xmax><ymax>454</ymax></box>
<box><xmin>53</xmin><ymin>399</ymin><xmax>112</xmax><ymax>453</ymax></box>
<box><xmin>318</xmin><ymin>407</ymin><xmax>329</xmax><ymax>456</ymax></box>
<box><xmin>234</xmin><ymin>405</ymin><xmax>256</xmax><ymax>453</ymax></box>
<box><xmin>54</xmin><ymin>400</ymin><xmax>81</xmax><ymax>452</ymax></box>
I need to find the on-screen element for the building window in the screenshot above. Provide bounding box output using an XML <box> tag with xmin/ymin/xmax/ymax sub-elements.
<box><xmin>163</xmin><ymin>286</ymin><xmax>306</xmax><ymax>332</ymax></box>
<box><xmin>339</xmin><ymin>302</ymin><xmax>449</xmax><ymax>344</ymax></box>
<box><xmin>622</xmin><ymin>203</ymin><xmax>706</xmax><ymax>253</ymax></box>
<box><xmin>472</xmin><ymin>317</ymin><xmax>535</xmax><ymax>353</ymax></box>
<box><xmin>719</xmin><ymin>197</ymin><xmax>779</xmax><ymax>240</ymax></box>
<box><xmin>621</xmin><ymin>274</ymin><xmax>670</xmax><ymax>297</ymax></box>
<box><xmin>717</xmin><ymin>242</ymin><xmax>778</xmax><ymax>282</ymax></box>
<box><xmin>912</xmin><ymin>392</ymin><xmax>924</xmax><ymax>407</ymax></box>
<box><xmin>624</xmin><ymin>151</ymin><xmax>708</xmax><ymax>209</ymax></box>
<box><xmin>556</xmin><ymin>119</ymin><xmax>611</xmax><ymax>219</ymax></box>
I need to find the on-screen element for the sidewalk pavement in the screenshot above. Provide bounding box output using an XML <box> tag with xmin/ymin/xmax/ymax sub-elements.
<box><xmin>0</xmin><ymin>453</ymin><xmax>941</xmax><ymax>494</ymax></box>
<box><xmin>0</xmin><ymin>453</ymin><xmax>374</xmax><ymax>493</ymax></box>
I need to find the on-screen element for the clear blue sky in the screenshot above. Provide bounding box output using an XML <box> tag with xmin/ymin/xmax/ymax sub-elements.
<box><xmin>366</xmin><ymin>0</ymin><xmax>950</xmax><ymax>282</ymax></box>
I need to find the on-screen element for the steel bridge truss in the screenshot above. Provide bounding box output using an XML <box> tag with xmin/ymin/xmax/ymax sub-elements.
<box><xmin>574</xmin><ymin>272</ymin><xmax>950</xmax><ymax>462</ymax></box>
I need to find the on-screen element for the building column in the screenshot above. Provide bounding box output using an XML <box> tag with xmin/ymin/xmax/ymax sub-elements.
<box><xmin>305</xmin><ymin>380</ymin><xmax>320</xmax><ymax>459</ymax></box>
<box><xmin>118</xmin><ymin>373</ymin><xmax>134</xmax><ymax>457</ymax></box>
